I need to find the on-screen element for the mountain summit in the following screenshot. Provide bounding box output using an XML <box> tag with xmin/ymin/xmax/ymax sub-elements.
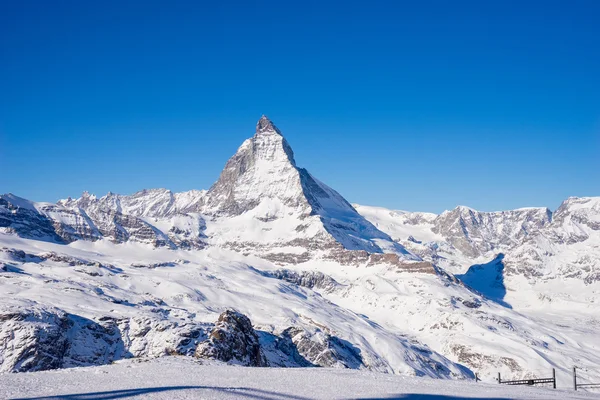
<box><xmin>255</xmin><ymin>114</ymin><xmax>282</xmax><ymax>135</ymax></box>
<box><xmin>202</xmin><ymin>116</ymin><xmax>413</xmax><ymax>258</ymax></box>
<box><xmin>202</xmin><ymin>116</ymin><xmax>299</xmax><ymax>215</ymax></box>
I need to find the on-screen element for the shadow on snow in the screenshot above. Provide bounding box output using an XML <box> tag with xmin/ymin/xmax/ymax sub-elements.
<box><xmin>14</xmin><ymin>387</ymin><xmax>514</xmax><ymax>400</ymax></box>
<box><xmin>456</xmin><ymin>253</ymin><xmax>512</xmax><ymax>309</ymax></box>
<box><xmin>13</xmin><ymin>386</ymin><xmax>313</xmax><ymax>400</ymax></box>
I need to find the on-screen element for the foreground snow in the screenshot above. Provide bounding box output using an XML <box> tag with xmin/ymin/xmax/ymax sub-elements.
<box><xmin>1</xmin><ymin>357</ymin><xmax>598</xmax><ymax>400</ymax></box>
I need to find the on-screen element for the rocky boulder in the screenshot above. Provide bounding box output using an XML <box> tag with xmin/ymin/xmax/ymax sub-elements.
<box><xmin>195</xmin><ymin>310</ymin><xmax>267</xmax><ymax>366</ymax></box>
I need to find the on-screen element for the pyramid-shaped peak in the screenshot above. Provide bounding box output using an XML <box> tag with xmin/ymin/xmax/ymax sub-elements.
<box><xmin>256</xmin><ymin>115</ymin><xmax>282</xmax><ymax>135</ymax></box>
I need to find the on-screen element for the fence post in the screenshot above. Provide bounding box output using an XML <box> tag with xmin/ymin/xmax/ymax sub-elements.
<box><xmin>498</xmin><ymin>372</ymin><xmax>501</xmax><ymax>384</ymax></box>
<box><xmin>573</xmin><ymin>367</ymin><xmax>577</xmax><ymax>391</ymax></box>
<box><xmin>552</xmin><ymin>368</ymin><xmax>556</xmax><ymax>389</ymax></box>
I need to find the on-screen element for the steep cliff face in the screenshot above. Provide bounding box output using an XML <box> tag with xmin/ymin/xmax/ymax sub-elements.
<box><xmin>0</xmin><ymin>195</ymin><xmax>68</xmax><ymax>243</ymax></box>
<box><xmin>202</xmin><ymin>116</ymin><xmax>303</xmax><ymax>216</ymax></box>
<box><xmin>0</xmin><ymin>303</ymin><xmax>70</xmax><ymax>372</ymax></box>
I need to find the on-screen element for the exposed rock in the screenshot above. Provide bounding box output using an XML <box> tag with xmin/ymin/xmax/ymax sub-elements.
<box><xmin>130</xmin><ymin>261</ymin><xmax>177</xmax><ymax>269</ymax></box>
<box><xmin>0</xmin><ymin>304</ymin><xmax>70</xmax><ymax>372</ymax></box>
<box><xmin>432</xmin><ymin>206</ymin><xmax>552</xmax><ymax>258</ymax></box>
<box><xmin>451</xmin><ymin>344</ymin><xmax>522</xmax><ymax>373</ymax></box>
<box><xmin>0</xmin><ymin>196</ymin><xmax>65</xmax><ymax>244</ymax></box>
<box><xmin>0</xmin><ymin>301</ymin><xmax>209</xmax><ymax>373</ymax></box>
<box><xmin>461</xmin><ymin>298</ymin><xmax>482</xmax><ymax>309</ymax></box>
<box><xmin>264</xmin><ymin>269</ymin><xmax>340</xmax><ymax>292</ymax></box>
<box><xmin>323</xmin><ymin>248</ymin><xmax>371</xmax><ymax>265</ymax></box>
<box><xmin>281</xmin><ymin>327</ymin><xmax>363</xmax><ymax>369</ymax></box>
<box><xmin>261</xmin><ymin>252</ymin><xmax>312</xmax><ymax>265</ymax></box>
<box><xmin>195</xmin><ymin>310</ymin><xmax>268</xmax><ymax>367</ymax></box>
<box><xmin>369</xmin><ymin>254</ymin><xmax>438</xmax><ymax>274</ymax></box>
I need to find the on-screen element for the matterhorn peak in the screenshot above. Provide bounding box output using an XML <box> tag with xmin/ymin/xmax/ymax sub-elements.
<box><xmin>255</xmin><ymin>115</ymin><xmax>282</xmax><ymax>136</ymax></box>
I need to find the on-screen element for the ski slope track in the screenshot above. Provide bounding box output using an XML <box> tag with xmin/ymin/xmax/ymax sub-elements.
<box><xmin>1</xmin><ymin>116</ymin><xmax>599</xmax><ymax>396</ymax></box>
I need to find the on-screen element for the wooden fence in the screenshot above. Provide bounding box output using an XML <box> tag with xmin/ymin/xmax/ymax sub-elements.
<box><xmin>480</xmin><ymin>367</ymin><xmax>600</xmax><ymax>391</ymax></box>
<box><xmin>497</xmin><ymin>369</ymin><xmax>556</xmax><ymax>389</ymax></box>
<box><xmin>573</xmin><ymin>367</ymin><xmax>600</xmax><ymax>391</ymax></box>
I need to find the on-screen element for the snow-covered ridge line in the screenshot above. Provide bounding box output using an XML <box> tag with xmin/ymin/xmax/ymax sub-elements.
<box><xmin>355</xmin><ymin>196</ymin><xmax>600</xmax><ymax>220</ymax></box>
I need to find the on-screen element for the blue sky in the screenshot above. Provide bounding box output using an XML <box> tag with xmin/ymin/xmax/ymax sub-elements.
<box><xmin>1</xmin><ymin>1</ymin><xmax>598</xmax><ymax>213</ymax></box>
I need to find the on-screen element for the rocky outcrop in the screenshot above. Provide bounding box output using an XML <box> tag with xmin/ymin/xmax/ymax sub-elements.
<box><xmin>0</xmin><ymin>304</ymin><xmax>70</xmax><ymax>372</ymax></box>
<box><xmin>195</xmin><ymin>310</ymin><xmax>268</xmax><ymax>367</ymax></box>
<box><xmin>280</xmin><ymin>327</ymin><xmax>363</xmax><ymax>369</ymax></box>
<box><xmin>263</xmin><ymin>269</ymin><xmax>341</xmax><ymax>292</ymax></box>
<box><xmin>0</xmin><ymin>303</ymin><xmax>372</xmax><ymax>373</ymax></box>
<box><xmin>0</xmin><ymin>301</ymin><xmax>209</xmax><ymax>373</ymax></box>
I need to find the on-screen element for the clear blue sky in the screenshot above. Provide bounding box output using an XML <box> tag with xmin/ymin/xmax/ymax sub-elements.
<box><xmin>1</xmin><ymin>1</ymin><xmax>598</xmax><ymax>213</ymax></box>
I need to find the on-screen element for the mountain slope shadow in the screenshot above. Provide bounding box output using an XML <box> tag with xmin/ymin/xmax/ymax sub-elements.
<box><xmin>456</xmin><ymin>254</ymin><xmax>511</xmax><ymax>308</ymax></box>
<box><xmin>357</xmin><ymin>394</ymin><xmax>511</xmax><ymax>400</ymax></box>
<box><xmin>14</xmin><ymin>386</ymin><xmax>313</xmax><ymax>400</ymax></box>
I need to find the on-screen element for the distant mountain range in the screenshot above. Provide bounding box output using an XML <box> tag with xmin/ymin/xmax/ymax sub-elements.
<box><xmin>1</xmin><ymin>116</ymin><xmax>598</xmax><ymax>386</ymax></box>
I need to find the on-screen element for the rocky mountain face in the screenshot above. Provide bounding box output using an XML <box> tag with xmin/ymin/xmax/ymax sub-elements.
<box><xmin>355</xmin><ymin>196</ymin><xmax>600</xmax><ymax>286</ymax></box>
<box><xmin>197</xmin><ymin>115</ymin><xmax>412</xmax><ymax>259</ymax></box>
<box><xmin>1</xmin><ymin>116</ymin><xmax>599</xmax><ymax>384</ymax></box>
<box><xmin>431</xmin><ymin>206</ymin><xmax>552</xmax><ymax>258</ymax></box>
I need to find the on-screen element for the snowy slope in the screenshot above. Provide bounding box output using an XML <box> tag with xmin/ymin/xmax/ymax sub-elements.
<box><xmin>351</xmin><ymin>201</ymin><xmax>600</xmax><ymax>383</ymax></box>
<box><xmin>1</xmin><ymin>230</ymin><xmax>599</xmax><ymax>386</ymax></box>
<box><xmin>2</xmin><ymin>357</ymin><xmax>599</xmax><ymax>400</ymax></box>
<box><xmin>0</xmin><ymin>233</ymin><xmax>470</xmax><ymax>378</ymax></box>
<box><xmin>353</xmin><ymin>200</ymin><xmax>600</xmax><ymax>306</ymax></box>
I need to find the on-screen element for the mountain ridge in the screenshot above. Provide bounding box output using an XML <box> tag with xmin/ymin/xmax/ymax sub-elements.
<box><xmin>1</xmin><ymin>117</ymin><xmax>599</xmax><ymax>384</ymax></box>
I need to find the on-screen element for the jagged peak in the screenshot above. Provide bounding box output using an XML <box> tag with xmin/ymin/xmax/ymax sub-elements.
<box><xmin>81</xmin><ymin>191</ymin><xmax>97</xmax><ymax>201</ymax></box>
<box><xmin>439</xmin><ymin>205</ymin><xmax>477</xmax><ymax>216</ymax></box>
<box><xmin>255</xmin><ymin>115</ymin><xmax>282</xmax><ymax>136</ymax></box>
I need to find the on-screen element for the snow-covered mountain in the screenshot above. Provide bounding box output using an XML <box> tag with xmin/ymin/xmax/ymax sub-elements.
<box><xmin>354</xmin><ymin>198</ymin><xmax>600</xmax><ymax>286</ymax></box>
<box><xmin>2</xmin><ymin>116</ymin><xmax>413</xmax><ymax>262</ymax></box>
<box><xmin>1</xmin><ymin>116</ymin><xmax>599</xmax><ymax>387</ymax></box>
